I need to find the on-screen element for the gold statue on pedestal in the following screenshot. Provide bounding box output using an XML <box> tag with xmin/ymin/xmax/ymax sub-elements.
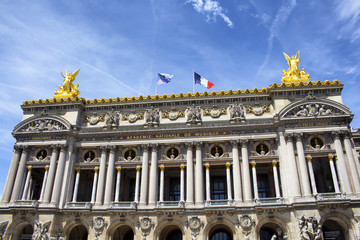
<box><xmin>281</xmin><ymin>51</ymin><xmax>310</xmax><ymax>83</ymax></box>
<box><xmin>54</xmin><ymin>69</ymin><xmax>80</xmax><ymax>98</ymax></box>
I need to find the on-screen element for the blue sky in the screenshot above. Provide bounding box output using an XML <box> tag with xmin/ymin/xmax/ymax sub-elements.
<box><xmin>0</xmin><ymin>0</ymin><xmax>359</xmax><ymax>196</ymax></box>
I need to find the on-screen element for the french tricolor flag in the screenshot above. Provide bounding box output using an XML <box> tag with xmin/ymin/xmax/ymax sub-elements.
<box><xmin>194</xmin><ymin>72</ymin><xmax>214</xmax><ymax>89</ymax></box>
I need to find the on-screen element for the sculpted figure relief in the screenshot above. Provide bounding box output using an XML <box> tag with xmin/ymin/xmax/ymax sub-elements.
<box><xmin>20</xmin><ymin>119</ymin><xmax>67</xmax><ymax>132</ymax></box>
<box><xmin>298</xmin><ymin>216</ymin><xmax>321</xmax><ymax>240</ymax></box>
<box><xmin>32</xmin><ymin>220</ymin><xmax>51</xmax><ymax>240</ymax></box>
<box><xmin>104</xmin><ymin>108</ymin><xmax>120</xmax><ymax>128</ymax></box>
<box><xmin>229</xmin><ymin>102</ymin><xmax>245</xmax><ymax>122</ymax></box>
<box><xmin>145</xmin><ymin>106</ymin><xmax>160</xmax><ymax>127</ymax></box>
<box><xmin>186</xmin><ymin>104</ymin><xmax>202</xmax><ymax>124</ymax></box>
<box><xmin>282</xmin><ymin>51</ymin><xmax>310</xmax><ymax>83</ymax></box>
<box><xmin>54</xmin><ymin>69</ymin><xmax>80</xmax><ymax>98</ymax></box>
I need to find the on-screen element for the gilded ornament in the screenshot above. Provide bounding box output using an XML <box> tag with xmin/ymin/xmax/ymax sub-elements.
<box><xmin>204</xmin><ymin>106</ymin><xmax>227</xmax><ymax>118</ymax></box>
<box><xmin>54</xmin><ymin>69</ymin><xmax>81</xmax><ymax>98</ymax></box>
<box><xmin>86</xmin><ymin>112</ymin><xmax>104</xmax><ymax>125</ymax></box>
<box><xmin>162</xmin><ymin>109</ymin><xmax>185</xmax><ymax>120</ymax></box>
<box><xmin>281</xmin><ymin>51</ymin><xmax>310</xmax><ymax>83</ymax></box>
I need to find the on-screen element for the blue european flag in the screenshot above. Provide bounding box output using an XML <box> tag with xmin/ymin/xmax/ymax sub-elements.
<box><xmin>157</xmin><ymin>73</ymin><xmax>173</xmax><ymax>85</ymax></box>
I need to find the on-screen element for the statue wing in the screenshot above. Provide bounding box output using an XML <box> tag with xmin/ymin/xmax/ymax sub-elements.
<box><xmin>283</xmin><ymin>52</ymin><xmax>291</xmax><ymax>65</ymax></box>
<box><xmin>72</xmin><ymin>68</ymin><xmax>80</xmax><ymax>78</ymax></box>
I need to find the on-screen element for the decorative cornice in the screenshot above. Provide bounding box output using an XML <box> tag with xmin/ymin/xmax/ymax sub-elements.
<box><xmin>22</xmin><ymin>80</ymin><xmax>342</xmax><ymax>106</ymax></box>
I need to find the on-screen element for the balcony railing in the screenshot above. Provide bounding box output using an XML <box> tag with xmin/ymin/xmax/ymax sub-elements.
<box><xmin>315</xmin><ymin>192</ymin><xmax>347</xmax><ymax>201</ymax></box>
<box><xmin>205</xmin><ymin>200</ymin><xmax>234</xmax><ymax>207</ymax></box>
<box><xmin>65</xmin><ymin>202</ymin><xmax>92</xmax><ymax>209</ymax></box>
<box><xmin>156</xmin><ymin>201</ymin><xmax>185</xmax><ymax>208</ymax></box>
<box><xmin>110</xmin><ymin>201</ymin><xmax>137</xmax><ymax>209</ymax></box>
<box><xmin>10</xmin><ymin>200</ymin><xmax>39</xmax><ymax>208</ymax></box>
<box><xmin>255</xmin><ymin>197</ymin><xmax>284</xmax><ymax>205</ymax></box>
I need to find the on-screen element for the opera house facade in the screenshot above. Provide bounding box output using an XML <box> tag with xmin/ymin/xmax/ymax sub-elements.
<box><xmin>0</xmin><ymin>60</ymin><xmax>359</xmax><ymax>240</ymax></box>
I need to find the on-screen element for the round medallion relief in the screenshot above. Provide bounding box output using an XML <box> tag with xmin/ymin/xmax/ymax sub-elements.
<box><xmin>36</xmin><ymin>150</ymin><xmax>47</xmax><ymax>160</ymax></box>
<box><xmin>256</xmin><ymin>144</ymin><xmax>269</xmax><ymax>155</ymax></box>
<box><xmin>84</xmin><ymin>151</ymin><xmax>95</xmax><ymax>162</ymax></box>
<box><xmin>124</xmin><ymin>150</ymin><xmax>136</xmax><ymax>161</ymax></box>
<box><xmin>210</xmin><ymin>146</ymin><xmax>223</xmax><ymax>158</ymax></box>
<box><xmin>167</xmin><ymin>148</ymin><xmax>179</xmax><ymax>160</ymax></box>
<box><xmin>310</xmin><ymin>137</ymin><xmax>324</xmax><ymax>149</ymax></box>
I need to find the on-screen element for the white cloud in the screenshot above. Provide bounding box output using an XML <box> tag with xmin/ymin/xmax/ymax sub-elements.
<box><xmin>335</xmin><ymin>0</ymin><xmax>360</xmax><ymax>42</ymax></box>
<box><xmin>256</xmin><ymin>0</ymin><xmax>297</xmax><ymax>79</ymax></box>
<box><xmin>187</xmin><ymin>0</ymin><xmax>233</xmax><ymax>28</ymax></box>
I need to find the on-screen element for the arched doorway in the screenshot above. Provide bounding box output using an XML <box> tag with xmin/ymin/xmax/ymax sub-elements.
<box><xmin>322</xmin><ymin>220</ymin><xmax>345</xmax><ymax>240</ymax></box>
<box><xmin>69</xmin><ymin>225</ymin><xmax>88</xmax><ymax>240</ymax></box>
<box><xmin>209</xmin><ymin>225</ymin><xmax>233</xmax><ymax>240</ymax></box>
<box><xmin>259</xmin><ymin>223</ymin><xmax>284</xmax><ymax>240</ymax></box>
<box><xmin>113</xmin><ymin>225</ymin><xmax>134</xmax><ymax>240</ymax></box>
<box><xmin>15</xmin><ymin>224</ymin><xmax>33</xmax><ymax>240</ymax></box>
<box><xmin>159</xmin><ymin>226</ymin><xmax>183</xmax><ymax>240</ymax></box>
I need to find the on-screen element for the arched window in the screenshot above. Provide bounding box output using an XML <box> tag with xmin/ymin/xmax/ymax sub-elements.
<box><xmin>210</xmin><ymin>230</ymin><xmax>232</xmax><ymax>240</ymax></box>
<box><xmin>69</xmin><ymin>225</ymin><xmax>88</xmax><ymax>240</ymax></box>
<box><xmin>19</xmin><ymin>224</ymin><xmax>33</xmax><ymax>240</ymax></box>
<box><xmin>259</xmin><ymin>223</ymin><xmax>284</xmax><ymax>240</ymax></box>
<box><xmin>322</xmin><ymin>220</ymin><xmax>345</xmax><ymax>240</ymax></box>
<box><xmin>113</xmin><ymin>225</ymin><xmax>134</xmax><ymax>240</ymax></box>
<box><xmin>166</xmin><ymin>229</ymin><xmax>182</xmax><ymax>240</ymax></box>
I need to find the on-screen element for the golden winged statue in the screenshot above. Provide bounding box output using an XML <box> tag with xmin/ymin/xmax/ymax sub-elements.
<box><xmin>281</xmin><ymin>51</ymin><xmax>310</xmax><ymax>83</ymax></box>
<box><xmin>54</xmin><ymin>69</ymin><xmax>80</xmax><ymax>98</ymax></box>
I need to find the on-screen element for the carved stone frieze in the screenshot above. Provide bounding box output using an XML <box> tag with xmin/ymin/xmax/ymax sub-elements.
<box><xmin>0</xmin><ymin>221</ymin><xmax>8</xmax><ymax>240</ymax></box>
<box><xmin>236</xmin><ymin>215</ymin><xmax>255</xmax><ymax>240</ymax></box>
<box><xmin>86</xmin><ymin>112</ymin><xmax>104</xmax><ymax>125</ymax></box>
<box><xmin>104</xmin><ymin>108</ymin><xmax>120</xmax><ymax>128</ymax></box>
<box><xmin>298</xmin><ymin>216</ymin><xmax>321</xmax><ymax>240</ymax></box>
<box><xmin>245</xmin><ymin>104</ymin><xmax>270</xmax><ymax>116</ymax></box>
<box><xmin>91</xmin><ymin>217</ymin><xmax>108</xmax><ymax>240</ymax></box>
<box><xmin>186</xmin><ymin>104</ymin><xmax>202</xmax><ymax>125</ymax></box>
<box><xmin>144</xmin><ymin>106</ymin><xmax>160</xmax><ymax>127</ymax></box>
<box><xmin>161</xmin><ymin>108</ymin><xmax>185</xmax><ymax>120</ymax></box>
<box><xmin>203</xmin><ymin>106</ymin><xmax>227</xmax><ymax>118</ymax></box>
<box><xmin>137</xmin><ymin>217</ymin><xmax>154</xmax><ymax>240</ymax></box>
<box><xmin>32</xmin><ymin>220</ymin><xmax>51</xmax><ymax>240</ymax></box>
<box><xmin>229</xmin><ymin>102</ymin><xmax>245</xmax><ymax>122</ymax></box>
<box><xmin>285</xmin><ymin>103</ymin><xmax>345</xmax><ymax>118</ymax></box>
<box><xmin>185</xmin><ymin>216</ymin><xmax>204</xmax><ymax>240</ymax></box>
<box><xmin>122</xmin><ymin>111</ymin><xmax>144</xmax><ymax>123</ymax></box>
<box><xmin>19</xmin><ymin>119</ymin><xmax>67</xmax><ymax>132</ymax></box>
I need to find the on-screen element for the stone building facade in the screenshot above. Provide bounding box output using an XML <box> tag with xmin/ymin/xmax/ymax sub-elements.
<box><xmin>0</xmin><ymin>79</ymin><xmax>359</xmax><ymax>240</ymax></box>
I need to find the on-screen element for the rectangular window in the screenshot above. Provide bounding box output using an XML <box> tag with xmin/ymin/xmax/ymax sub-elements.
<box><xmin>211</xmin><ymin>176</ymin><xmax>227</xmax><ymax>200</ymax></box>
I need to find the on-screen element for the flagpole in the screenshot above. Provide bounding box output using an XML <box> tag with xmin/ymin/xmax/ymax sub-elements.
<box><xmin>155</xmin><ymin>73</ymin><xmax>158</xmax><ymax>95</ymax></box>
<box><xmin>193</xmin><ymin>68</ymin><xmax>195</xmax><ymax>94</ymax></box>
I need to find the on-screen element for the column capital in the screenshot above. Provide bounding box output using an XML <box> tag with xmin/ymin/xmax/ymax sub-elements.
<box><xmin>251</xmin><ymin>161</ymin><xmax>256</xmax><ymax>168</ymax></box>
<box><xmin>136</xmin><ymin>166</ymin><xmax>141</xmax><ymax>172</ymax></box>
<box><xmin>230</xmin><ymin>140</ymin><xmax>239</xmax><ymax>147</ymax></box>
<box><xmin>108</xmin><ymin>145</ymin><xmax>116</xmax><ymax>152</ymax></box>
<box><xmin>239</xmin><ymin>139</ymin><xmax>248</xmax><ymax>147</ymax></box>
<box><xmin>100</xmin><ymin>145</ymin><xmax>108</xmax><ymax>152</ymax></box>
<box><xmin>204</xmin><ymin>163</ymin><xmax>210</xmax><ymax>170</ymax></box>
<box><xmin>194</xmin><ymin>141</ymin><xmax>203</xmax><ymax>149</ymax></box>
<box><xmin>226</xmin><ymin>162</ymin><xmax>231</xmax><ymax>169</ymax></box>
<box><xmin>141</xmin><ymin>144</ymin><xmax>150</xmax><ymax>151</ymax></box>
<box><xmin>185</xmin><ymin>142</ymin><xmax>194</xmax><ymax>147</ymax></box>
<box><xmin>94</xmin><ymin>167</ymin><xmax>99</xmax><ymax>173</ymax></box>
<box><xmin>331</xmin><ymin>130</ymin><xmax>341</xmax><ymax>140</ymax></box>
<box><xmin>306</xmin><ymin>155</ymin><xmax>312</xmax><ymax>162</ymax></box>
<box><xmin>284</xmin><ymin>133</ymin><xmax>294</xmax><ymax>142</ymax></box>
<box><xmin>27</xmin><ymin>166</ymin><xmax>32</xmax><ymax>172</ymax></box>
<box><xmin>272</xmin><ymin>160</ymin><xmax>278</xmax><ymax>167</ymax></box>
<box><xmin>44</xmin><ymin>165</ymin><xmax>49</xmax><ymax>171</ymax></box>
<box><xmin>116</xmin><ymin>167</ymin><xmax>122</xmax><ymax>172</ymax></box>
<box><xmin>341</xmin><ymin>130</ymin><xmax>351</xmax><ymax>139</ymax></box>
<box><xmin>274</xmin><ymin>137</ymin><xmax>280</xmax><ymax>144</ymax></box>
<box><xmin>75</xmin><ymin>169</ymin><xmax>81</xmax><ymax>174</ymax></box>
<box><xmin>14</xmin><ymin>145</ymin><xmax>22</xmax><ymax>151</ymax></box>
<box><xmin>20</xmin><ymin>145</ymin><xmax>30</xmax><ymax>152</ymax></box>
<box><xmin>180</xmin><ymin>164</ymin><xmax>185</xmax><ymax>170</ymax></box>
<box><xmin>159</xmin><ymin>165</ymin><xmax>165</xmax><ymax>171</ymax></box>
<box><xmin>294</xmin><ymin>132</ymin><xmax>303</xmax><ymax>141</ymax></box>
<box><xmin>151</xmin><ymin>144</ymin><xmax>159</xmax><ymax>151</ymax></box>
<box><xmin>328</xmin><ymin>154</ymin><xmax>334</xmax><ymax>161</ymax></box>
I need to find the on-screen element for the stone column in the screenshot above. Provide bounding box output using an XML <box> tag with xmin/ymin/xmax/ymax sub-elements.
<box><xmin>205</xmin><ymin>163</ymin><xmax>211</xmax><ymax>201</ymax></box>
<box><xmin>11</xmin><ymin>146</ymin><xmax>29</xmax><ymax>201</ymax></box>
<box><xmin>50</xmin><ymin>145</ymin><xmax>67</xmax><ymax>204</ymax></box>
<box><xmin>240</xmin><ymin>140</ymin><xmax>252</xmax><ymax>202</ymax></box>
<box><xmin>231</xmin><ymin>140</ymin><xmax>242</xmax><ymax>202</ymax></box>
<box><xmin>180</xmin><ymin>164</ymin><xmax>185</xmax><ymax>202</ymax></box>
<box><xmin>104</xmin><ymin>146</ymin><xmax>116</xmax><ymax>205</ymax></box>
<box><xmin>272</xmin><ymin>161</ymin><xmax>281</xmax><ymax>198</ymax></box>
<box><xmin>186</xmin><ymin>142</ymin><xmax>194</xmax><ymax>205</ymax></box>
<box><xmin>21</xmin><ymin>166</ymin><xmax>32</xmax><ymax>200</ymax></box>
<box><xmin>251</xmin><ymin>162</ymin><xmax>258</xmax><ymax>200</ymax></box>
<box><xmin>306</xmin><ymin>156</ymin><xmax>318</xmax><ymax>195</ymax></box>
<box><xmin>114</xmin><ymin>167</ymin><xmax>121</xmax><ymax>202</ymax></box>
<box><xmin>148</xmin><ymin>144</ymin><xmax>158</xmax><ymax>205</ymax></box>
<box><xmin>285</xmin><ymin>133</ymin><xmax>301</xmax><ymax>197</ymax></box>
<box><xmin>134</xmin><ymin>166</ymin><xmax>141</xmax><ymax>203</ymax></box>
<box><xmin>39</xmin><ymin>166</ymin><xmax>49</xmax><ymax>201</ymax></box>
<box><xmin>328</xmin><ymin>155</ymin><xmax>340</xmax><ymax>193</ymax></box>
<box><xmin>159</xmin><ymin>165</ymin><xmax>165</xmax><ymax>202</ymax></box>
<box><xmin>332</xmin><ymin>131</ymin><xmax>352</xmax><ymax>193</ymax></box>
<box><xmin>96</xmin><ymin>146</ymin><xmax>108</xmax><ymax>205</ymax></box>
<box><xmin>140</xmin><ymin>145</ymin><xmax>150</xmax><ymax>205</ymax></box>
<box><xmin>1</xmin><ymin>146</ymin><xmax>21</xmax><ymax>203</ymax></box>
<box><xmin>91</xmin><ymin>167</ymin><xmax>99</xmax><ymax>203</ymax></box>
<box><xmin>43</xmin><ymin>146</ymin><xmax>59</xmax><ymax>203</ymax></box>
<box><xmin>195</xmin><ymin>142</ymin><xmax>204</xmax><ymax>204</ymax></box>
<box><xmin>72</xmin><ymin>169</ymin><xmax>81</xmax><ymax>202</ymax></box>
<box><xmin>294</xmin><ymin>133</ymin><xmax>312</xmax><ymax>197</ymax></box>
<box><xmin>226</xmin><ymin>163</ymin><xmax>232</xmax><ymax>201</ymax></box>
<box><xmin>343</xmin><ymin>132</ymin><xmax>360</xmax><ymax>193</ymax></box>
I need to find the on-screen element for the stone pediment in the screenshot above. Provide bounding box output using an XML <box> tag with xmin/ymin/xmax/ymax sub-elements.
<box><xmin>13</xmin><ymin>115</ymin><xmax>71</xmax><ymax>133</ymax></box>
<box><xmin>279</xmin><ymin>97</ymin><xmax>351</xmax><ymax>120</ymax></box>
